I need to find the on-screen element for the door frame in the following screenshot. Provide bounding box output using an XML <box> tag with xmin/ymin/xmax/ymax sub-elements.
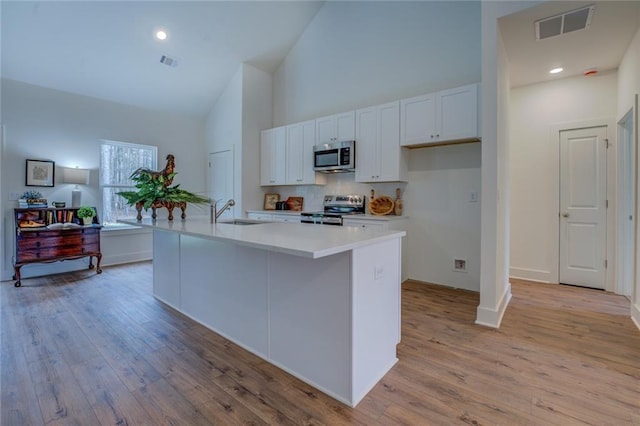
<box><xmin>550</xmin><ymin>118</ymin><xmax>616</xmax><ymax>291</ymax></box>
<box><xmin>617</xmin><ymin>108</ymin><xmax>636</xmax><ymax>297</ymax></box>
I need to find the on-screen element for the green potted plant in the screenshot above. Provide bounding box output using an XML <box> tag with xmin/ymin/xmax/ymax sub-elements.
<box><xmin>117</xmin><ymin>155</ymin><xmax>209</xmax><ymax>221</ymax></box>
<box><xmin>77</xmin><ymin>206</ymin><xmax>96</xmax><ymax>225</ymax></box>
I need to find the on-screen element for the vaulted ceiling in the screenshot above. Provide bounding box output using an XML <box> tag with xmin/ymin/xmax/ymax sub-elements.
<box><xmin>3</xmin><ymin>1</ymin><xmax>639</xmax><ymax>119</ymax></box>
<box><xmin>1</xmin><ymin>1</ymin><xmax>324</xmax><ymax>118</ymax></box>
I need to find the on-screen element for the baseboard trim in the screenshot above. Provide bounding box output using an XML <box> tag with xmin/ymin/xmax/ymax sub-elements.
<box><xmin>631</xmin><ymin>302</ymin><xmax>640</xmax><ymax>332</ymax></box>
<box><xmin>102</xmin><ymin>251</ymin><xmax>153</xmax><ymax>266</ymax></box>
<box><xmin>509</xmin><ymin>267</ymin><xmax>552</xmax><ymax>283</ymax></box>
<box><xmin>475</xmin><ymin>282</ymin><xmax>512</xmax><ymax>328</ymax></box>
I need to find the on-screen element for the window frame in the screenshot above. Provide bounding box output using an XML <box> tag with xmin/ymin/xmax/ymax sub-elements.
<box><xmin>100</xmin><ymin>140</ymin><xmax>158</xmax><ymax>226</ymax></box>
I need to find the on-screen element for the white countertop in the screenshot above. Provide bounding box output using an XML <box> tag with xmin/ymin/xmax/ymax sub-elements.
<box><xmin>121</xmin><ymin>216</ymin><xmax>405</xmax><ymax>259</ymax></box>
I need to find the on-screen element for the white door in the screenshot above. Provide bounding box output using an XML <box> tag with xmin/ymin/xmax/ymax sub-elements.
<box><xmin>209</xmin><ymin>149</ymin><xmax>234</xmax><ymax>219</ymax></box>
<box><xmin>559</xmin><ymin>126</ymin><xmax>607</xmax><ymax>289</ymax></box>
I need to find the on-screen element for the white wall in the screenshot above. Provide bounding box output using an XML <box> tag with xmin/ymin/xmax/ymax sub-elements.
<box><xmin>617</xmin><ymin>27</ymin><xmax>640</xmax><ymax>328</ymax></box>
<box><xmin>510</xmin><ymin>73</ymin><xmax>618</xmax><ymax>284</ymax></box>
<box><xmin>271</xmin><ymin>1</ymin><xmax>483</xmax><ymax>290</ymax></box>
<box><xmin>478</xmin><ymin>0</ymin><xmax>542</xmax><ymax>328</ymax></box>
<box><xmin>205</xmin><ymin>63</ymin><xmax>272</xmax><ymax>216</ymax></box>
<box><xmin>618</xmin><ymin>28</ymin><xmax>640</xmax><ymax>118</ymax></box>
<box><xmin>273</xmin><ymin>1</ymin><xmax>480</xmax><ymax>126</ymax></box>
<box><xmin>241</xmin><ymin>64</ymin><xmax>274</xmax><ymax>213</ymax></box>
<box><xmin>206</xmin><ymin>66</ymin><xmax>243</xmax><ymax>217</ymax></box>
<box><xmin>1</xmin><ymin>78</ymin><xmax>205</xmax><ymax>281</ymax></box>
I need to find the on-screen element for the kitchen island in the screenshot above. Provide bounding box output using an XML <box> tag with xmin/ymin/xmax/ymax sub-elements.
<box><xmin>121</xmin><ymin>217</ymin><xmax>405</xmax><ymax>407</ymax></box>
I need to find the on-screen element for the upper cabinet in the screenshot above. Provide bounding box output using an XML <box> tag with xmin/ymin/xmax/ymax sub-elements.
<box><xmin>400</xmin><ymin>83</ymin><xmax>479</xmax><ymax>147</ymax></box>
<box><xmin>261</xmin><ymin>121</ymin><xmax>325</xmax><ymax>187</ymax></box>
<box><xmin>355</xmin><ymin>101</ymin><xmax>408</xmax><ymax>183</ymax></box>
<box><xmin>286</xmin><ymin>120</ymin><xmax>326</xmax><ymax>186</ymax></box>
<box><xmin>316</xmin><ymin>111</ymin><xmax>355</xmax><ymax>144</ymax></box>
<box><xmin>260</xmin><ymin>126</ymin><xmax>286</xmax><ymax>186</ymax></box>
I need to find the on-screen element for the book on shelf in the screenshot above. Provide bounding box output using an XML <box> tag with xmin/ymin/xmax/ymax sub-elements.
<box><xmin>19</xmin><ymin>198</ymin><xmax>48</xmax><ymax>208</ymax></box>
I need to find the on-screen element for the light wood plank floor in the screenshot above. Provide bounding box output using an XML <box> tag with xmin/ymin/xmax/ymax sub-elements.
<box><xmin>2</xmin><ymin>262</ymin><xmax>639</xmax><ymax>425</ymax></box>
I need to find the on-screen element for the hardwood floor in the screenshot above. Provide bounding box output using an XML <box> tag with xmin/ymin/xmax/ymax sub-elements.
<box><xmin>2</xmin><ymin>263</ymin><xmax>639</xmax><ymax>425</ymax></box>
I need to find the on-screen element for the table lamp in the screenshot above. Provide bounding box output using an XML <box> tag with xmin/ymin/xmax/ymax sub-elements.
<box><xmin>63</xmin><ymin>167</ymin><xmax>90</xmax><ymax>207</ymax></box>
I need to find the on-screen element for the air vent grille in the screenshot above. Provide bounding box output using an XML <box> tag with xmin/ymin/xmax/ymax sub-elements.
<box><xmin>535</xmin><ymin>5</ymin><xmax>594</xmax><ymax>40</ymax></box>
<box><xmin>160</xmin><ymin>55</ymin><xmax>178</xmax><ymax>67</ymax></box>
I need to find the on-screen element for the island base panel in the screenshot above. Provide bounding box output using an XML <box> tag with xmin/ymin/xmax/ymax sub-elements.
<box><xmin>150</xmin><ymin>229</ymin><xmax>402</xmax><ymax>407</ymax></box>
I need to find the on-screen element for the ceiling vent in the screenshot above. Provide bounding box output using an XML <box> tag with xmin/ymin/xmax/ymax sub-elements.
<box><xmin>535</xmin><ymin>5</ymin><xmax>595</xmax><ymax>40</ymax></box>
<box><xmin>160</xmin><ymin>55</ymin><xmax>178</xmax><ymax>68</ymax></box>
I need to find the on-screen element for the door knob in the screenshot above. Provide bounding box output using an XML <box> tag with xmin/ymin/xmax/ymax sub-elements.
<box><xmin>562</xmin><ymin>213</ymin><xmax>570</xmax><ymax>218</ymax></box>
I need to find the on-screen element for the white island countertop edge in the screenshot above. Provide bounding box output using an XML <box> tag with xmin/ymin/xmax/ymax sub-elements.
<box><xmin>120</xmin><ymin>216</ymin><xmax>406</xmax><ymax>259</ymax></box>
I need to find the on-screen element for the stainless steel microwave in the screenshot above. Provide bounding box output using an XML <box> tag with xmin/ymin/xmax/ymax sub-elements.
<box><xmin>313</xmin><ymin>140</ymin><xmax>355</xmax><ymax>173</ymax></box>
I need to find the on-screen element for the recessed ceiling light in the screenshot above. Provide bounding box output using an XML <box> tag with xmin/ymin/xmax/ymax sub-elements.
<box><xmin>155</xmin><ymin>30</ymin><xmax>167</xmax><ymax>41</ymax></box>
<box><xmin>549</xmin><ymin>67</ymin><xmax>563</xmax><ymax>74</ymax></box>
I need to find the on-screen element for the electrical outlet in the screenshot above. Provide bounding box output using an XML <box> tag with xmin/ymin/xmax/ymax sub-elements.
<box><xmin>454</xmin><ymin>258</ymin><xmax>467</xmax><ymax>272</ymax></box>
<box><xmin>9</xmin><ymin>192</ymin><xmax>22</xmax><ymax>201</ymax></box>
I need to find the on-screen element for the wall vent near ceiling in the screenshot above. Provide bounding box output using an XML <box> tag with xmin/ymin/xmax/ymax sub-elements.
<box><xmin>160</xmin><ymin>55</ymin><xmax>178</xmax><ymax>68</ymax></box>
<box><xmin>535</xmin><ymin>5</ymin><xmax>595</xmax><ymax>40</ymax></box>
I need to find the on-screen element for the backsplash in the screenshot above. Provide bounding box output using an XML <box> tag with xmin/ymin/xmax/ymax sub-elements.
<box><xmin>268</xmin><ymin>174</ymin><xmax>408</xmax><ymax>212</ymax></box>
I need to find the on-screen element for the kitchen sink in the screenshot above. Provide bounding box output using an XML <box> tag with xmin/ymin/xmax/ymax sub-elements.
<box><xmin>217</xmin><ymin>219</ymin><xmax>268</xmax><ymax>226</ymax></box>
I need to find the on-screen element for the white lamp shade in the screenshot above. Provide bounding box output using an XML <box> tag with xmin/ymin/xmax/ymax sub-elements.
<box><xmin>63</xmin><ymin>168</ymin><xmax>90</xmax><ymax>185</ymax></box>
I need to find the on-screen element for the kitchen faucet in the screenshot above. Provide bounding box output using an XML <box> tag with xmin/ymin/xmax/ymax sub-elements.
<box><xmin>211</xmin><ymin>199</ymin><xmax>235</xmax><ymax>223</ymax></box>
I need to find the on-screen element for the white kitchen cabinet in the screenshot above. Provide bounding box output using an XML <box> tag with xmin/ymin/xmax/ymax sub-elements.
<box><xmin>400</xmin><ymin>83</ymin><xmax>479</xmax><ymax>147</ymax></box>
<box><xmin>272</xmin><ymin>214</ymin><xmax>301</xmax><ymax>223</ymax></box>
<box><xmin>260</xmin><ymin>126</ymin><xmax>286</xmax><ymax>185</ymax></box>
<box><xmin>355</xmin><ymin>101</ymin><xmax>408</xmax><ymax>183</ymax></box>
<box><xmin>342</xmin><ymin>218</ymin><xmax>387</xmax><ymax>231</ymax></box>
<box><xmin>316</xmin><ymin>111</ymin><xmax>355</xmax><ymax>144</ymax></box>
<box><xmin>247</xmin><ymin>212</ymin><xmax>273</xmax><ymax>221</ymax></box>
<box><xmin>286</xmin><ymin>120</ymin><xmax>326</xmax><ymax>186</ymax></box>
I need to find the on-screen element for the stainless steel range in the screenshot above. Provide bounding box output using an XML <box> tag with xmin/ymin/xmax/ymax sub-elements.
<box><xmin>300</xmin><ymin>195</ymin><xmax>366</xmax><ymax>226</ymax></box>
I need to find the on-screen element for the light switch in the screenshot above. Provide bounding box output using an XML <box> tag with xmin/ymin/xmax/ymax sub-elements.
<box><xmin>469</xmin><ymin>191</ymin><xmax>479</xmax><ymax>203</ymax></box>
<box><xmin>374</xmin><ymin>265</ymin><xmax>384</xmax><ymax>280</ymax></box>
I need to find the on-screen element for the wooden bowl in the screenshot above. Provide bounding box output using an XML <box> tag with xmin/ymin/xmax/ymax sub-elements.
<box><xmin>369</xmin><ymin>196</ymin><xmax>395</xmax><ymax>215</ymax></box>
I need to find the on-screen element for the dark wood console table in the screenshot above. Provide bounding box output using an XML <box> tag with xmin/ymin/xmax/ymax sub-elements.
<box><xmin>13</xmin><ymin>207</ymin><xmax>102</xmax><ymax>287</ymax></box>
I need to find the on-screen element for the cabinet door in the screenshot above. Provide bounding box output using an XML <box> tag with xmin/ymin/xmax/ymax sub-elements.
<box><xmin>356</xmin><ymin>102</ymin><xmax>406</xmax><ymax>183</ymax></box>
<box><xmin>316</xmin><ymin>112</ymin><xmax>355</xmax><ymax>144</ymax></box>
<box><xmin>436</xmin><ymin>83</ymin><xmax>478</xmax><ymax>142</ymax></box>
<box><xmin>316</xmin><ymin>116</ymin><xmax>336</xmax><ymax>144</ymax></box>
<box><xmin>335</xmin><ymin>111</ymin><xmax>355</xmax><ymax>142</ymax></box>
<box><xmin>400</xmin><ymin>93</ymin><xmax>437</xmax><ymax>146</ymax></box>
<box><xmin>286</xmin><ymin>120</ymin><xmax>317</xmax><ymax>185</ymax></box>
<box><xmin>260</xmin><ymin>127</ymin><xmax>286</xmax><ymax>185</ymax></box>
<box><xmin>377</xmin><ymin>101</ymin><xmax>406</xmax><ymax>182</ymax></box>
<box><xmin>271</xmin><ymin>214</ymin><xmax>301</xmax><ymax>223</ymax></box>
<box><xmin>247</xmin><ymin>213</ymin><xmax>273</xmax><ymax>221</ymax></box>
<box><xmin>355</xmin><ymin>106</ymin><xmax>379</xmax><ymax>182</ymax></box>
<box><xmin>343</xmin><ymin>219</ymin><xmax>387</xmax><ymax>231</ymax></box>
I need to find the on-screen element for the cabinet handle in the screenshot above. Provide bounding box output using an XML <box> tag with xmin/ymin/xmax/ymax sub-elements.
<box><xmin>430</xmin><ymin>135</ymin><xmax>434</xmax><ymax>139</ymax></box>
<box><xmin>296</xmin><ymin>179</ymin><xmax>303</xmax><ymax>182</ymax></box>
<box><xmin>436</xmin><ymin>134</ymin><xmax>440</xmax><ymax>138</ymax></box>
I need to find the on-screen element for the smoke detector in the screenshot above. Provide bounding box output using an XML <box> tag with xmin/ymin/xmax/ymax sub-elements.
<box><xmin>535</xmin><ymin>5</ymin><xmax>595</xmax><ymax>40</ymax></box>
<box><xmin>160</xmin><ymin>55</ymin><xmax>178</xmax><ymax>68</ymax></box>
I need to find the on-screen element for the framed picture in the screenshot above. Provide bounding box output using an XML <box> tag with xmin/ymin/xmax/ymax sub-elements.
<box><xmin>264</xmin><ymin>193</ymin><xmax>280</xmax><ymax>210</ymax></box>
<box><xmin>26</xmin><ymin>159</ymin><xmax>55</xmax><ymax>187</ymax></box>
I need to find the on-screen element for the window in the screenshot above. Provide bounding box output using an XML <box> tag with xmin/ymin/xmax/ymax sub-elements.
<box><xmin>100</xmin><ymin>140</ymin><xmax>157</xmax><ymax>224</ymax></box>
